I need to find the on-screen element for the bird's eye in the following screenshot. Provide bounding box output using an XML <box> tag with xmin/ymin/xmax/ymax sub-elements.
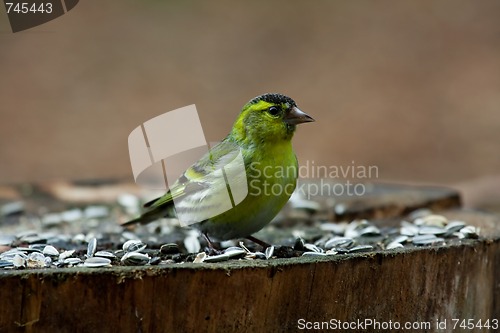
<box><xmin>267</xmin><ymin>106</ymin><xmax>280</xmax><ymax>117</ymax></box>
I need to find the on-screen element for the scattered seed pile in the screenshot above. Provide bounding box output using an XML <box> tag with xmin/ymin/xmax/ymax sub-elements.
<box><xmin>0</xmin><ymin>203</ymin><xmax>480</xmax><ymax>269</ymax></box>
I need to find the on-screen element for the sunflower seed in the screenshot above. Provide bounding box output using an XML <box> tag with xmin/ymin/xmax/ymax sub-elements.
<box><xmin>344</xmin><ymin>221</ymin><xmax>361</xmax><ymax>238</ymax></box>
<box><xmin>400</xmin><ymin>221</ymin><xmax>419</xmax><ymax>236</ymax></box>
<box><xmin>0</xmin><ymin>260</ymin><xmax>14</xmax><ymax>268</ymax></box>
<box><xmin>160</xmin><ymin>243</ymin><xmax>180</xmax><ymax>254</ymax></box>
<box><xmin>13</xmin><ymin>254</ymin><xmax>26</xmax><ymax>268</ymax></box>
<box><xmin>20</xmin><ymin>235</ymin><xmax>46</xmax><ymax>244</ymax></box>
<box><xmin>17</xmin><ymin>247</ymin><xmax>41</xmax><ymax>253</ymax></box>
<box><xmin>253</xmin><ymin>251</ymin><xmax>266</xmax><ymax>260</ymax></box>
<box><xmin>224</xmin><ymin>247</ymin><xmax>246</xmax><ymax>259</ymax></box>
<box><xmin>386</xmin><ymin>242</ymin><xmax>404</xmax><ymax>250</ymax></box>
<box><xmin>324</xmin><ymin>237</ymin><xmax>353</xmax><ymax>250</ymax></box>
<box><xmin>149</xmin><ymin>257</ymin><xmax>161</xmax><ymax>265</ymax></box>
<box><xmin>44</xmin><ymin>256</ymin><xmax>52</xmax><ymax>266</ymax></box>
<box><xmin>84</xmin><ymin>257</ymin><xmax>111</xmax><ymax>268</ymax></box>
<box><xmin>387</xmin><ymin>235</ymin><xmax>408</xmax><ymax>245</ymax></box>
<box><xmin>418</xmin><ymin>214</ymin><xmax>448</xmax><ymax>227</ymax></box>
<box><xmin>304</xmin><ymin>243</ymin><xmax>323</xmax><ymax>253</ymax></box>
<box><xmin>64</xmin><ymin>258</ymin><xmax>82</xmax><ymax>266</ymax></box>
<box><xmin>408</xmin><ymin>208</ymin><xmax>432</xmax><ymax>221</ymax></box>
<box><xmin>0</xmin><ymin>249</ymin><xmax>26</xmax><ymax>260</ymax></box>
<box><xmin>84</xmin><ymin>205</ymin><xmax>109</xmax><ymax>219</ymax></box>
<box><xmin>193</xmin><ymin>252</ymin><xmax>207</xmax><ymax>264</ymax></box>
<box><xmin>224</xmin><ymin>246</ymin><xmax>245</xmax><ymax>253</ymax></box>
<box><xmin>26</xmin><ymin>252</ymin><xmax>47</xmax><ymax>268</ymax></box>
<box><xmin>122</xmin><ymin>240</ymin><xmax>146</xmax><ymax>253</ymax></box>
<box><xmin>459</xmin><ymin>226</ymin><xmax>479</xmax><ymax>239</ymax></box>
<box><xmin>121</xmin><ymin>252</ymin><xmax>150</xmax><ymax>265</ymax></box>
<box><xmin>43</xmin><ymin>245</ymin><xmax>59</xmax><ymax>256</ymax></box>
<box><xmin>418</xmin><ymin>226</ymin><xmax>446</xmax><ymax>235</ymax></box>
<box><xmin>121</xmin><ymin>231</ymin><xmax>139</xmax><ymax>241</ymax></box>
<box><xmin>28</xmin><ymin>244</ymin><xmax>46</xmax><ymax>251</ymax></box>
<box><xmin>72</xmin><ymin>233</ymin><xmax>86</xmax><ymax>243</ymax></box>
<box><xmin>302</xmin><ymin>252</ymin><xmax>327</xmax><ymax>257</ymax></box>
<box><xmin>359</xmin><ymin>225</ymin><xmax>381</xmax><ymax>236</ymax></box>
<box><xmin>1</xmin><ymin>201</ymin><xmax>24</xmax><ymax>216</ymax></box>
<box><xmin>41</xmin><ymin>213</ymin><xmax>63</xmax><ymax>226</ymax></box>
<box><xmin>348</xmin><ymin>245</ymin><xmax>374</xmax><ymax>253</ymax></box>
<box><xmin>59</xmin><ymin>250</ymin><xmax>75</xmax><ymax>260</ymax></box>
<box><xmin>265</xmin><ymin>246</ymin><xmax>275</xmax><ymax>259</ymax></box>
<box><xmin>293</xmin><ymin>237</ymin><xmax>305</xmax><ymax>251</ymax></box>
<box><xmin>94</xmin><ymin>251</ymin><xmax>116</xmax><ymax>259</ymax></box>
<box><xmin>445</xmin><ymin>220</ymin><xmax>467</xmax><ymax>233</ymax></box>
<box><xmin>60</xmin><ymin>209</ymin><xmax>83</xmax><ymax>222</ymax></box>
<box><xmin>87</xmin><ymin>238</ymin><xmax>97</xmax><ymax>257</ymax></box>
<box><xmin>204</xmin><ymin>253</ymin><xmax>231</xmax><ymax>263</ymax></box>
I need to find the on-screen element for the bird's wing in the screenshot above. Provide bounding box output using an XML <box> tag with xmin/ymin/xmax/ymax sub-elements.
<box><xmin>127</xmin><ymin>138</ymin><xmax>247</xmax><ymax>226</ymax></box>
<box><xmin>171</xmin><ymin>138</ymin><xmax>249</xmax><ymax>225</ymax></box>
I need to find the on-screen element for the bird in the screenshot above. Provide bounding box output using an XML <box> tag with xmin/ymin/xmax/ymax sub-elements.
<box><xmin>123</xmin><ymin>93</ymin><xmax>314</xmax><ymax>248</ymax></box>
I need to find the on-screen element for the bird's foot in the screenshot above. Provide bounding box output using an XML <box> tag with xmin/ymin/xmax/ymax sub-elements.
<box><xmin>204</xmin><ymin>247</ymin><xmax>223</xmax><ymax>256</ymax></box>
<box><xmin>202</xmin><ymin>233</ymin><xmax>222</xmax><ymax>255</ymax></box>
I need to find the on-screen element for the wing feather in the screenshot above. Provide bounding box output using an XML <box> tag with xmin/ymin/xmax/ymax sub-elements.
<box><xmin>124</xmin><ymin>137</ymin><xmax>246</xmax><ymax>226</ymax></box>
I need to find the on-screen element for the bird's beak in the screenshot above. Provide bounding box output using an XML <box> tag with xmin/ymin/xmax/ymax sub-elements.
<box><xmin>284</xmin><ymin>107</ymin><xmax>315</xmax><ymax>125</ymax></box>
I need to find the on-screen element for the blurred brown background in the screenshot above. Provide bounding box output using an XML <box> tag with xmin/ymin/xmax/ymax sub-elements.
<box><xmin>0</xmin><ymin>0</ymin><xmax>499</xmax><ymax>207</ymax></box>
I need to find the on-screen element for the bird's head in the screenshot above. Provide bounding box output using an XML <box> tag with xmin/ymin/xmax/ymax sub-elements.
<box><xmin>231</xmin><ymin>93</ymin><xmax>314</xmax><ymax>145</ymax></box>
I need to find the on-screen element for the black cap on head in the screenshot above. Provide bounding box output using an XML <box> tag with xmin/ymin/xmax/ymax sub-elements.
<box><xmin>247</xmin><ymin>93</ymin><xmax>297</xmax><ymax>107</ymax></box>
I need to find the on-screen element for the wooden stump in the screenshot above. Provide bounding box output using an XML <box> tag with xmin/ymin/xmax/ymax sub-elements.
<box><xmin>0</xmin><ymin>183</ymin><xmax>498</xmax><ymax>333</ymax></box>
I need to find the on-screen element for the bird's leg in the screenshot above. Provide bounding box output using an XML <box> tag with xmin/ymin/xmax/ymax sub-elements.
<box><xmin>202</xmin><ymin>233</ymin><xmax>222</xmax><ymax>255</ymax></box>
<box><xmin>246</xmin><ymin>235</ymin><xmax>271</xmax><ymax>249</ymax></box>
<box><xmin>202</xmin><ymin>232</ymin><xmax>215</xmax><ymax>248</ymax></box>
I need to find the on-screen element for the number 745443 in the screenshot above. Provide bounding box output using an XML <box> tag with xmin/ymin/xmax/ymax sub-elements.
<box><xmin>5</xmin><ymin>2</ymin><xmax>53</xmax><ymax>14</ymax></box>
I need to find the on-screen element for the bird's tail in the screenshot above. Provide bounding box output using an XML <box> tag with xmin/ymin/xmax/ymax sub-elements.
<box><xmin>121</xmin><ymin>216</ymin><xmax>146</xmax><ymax>227</ymax></box>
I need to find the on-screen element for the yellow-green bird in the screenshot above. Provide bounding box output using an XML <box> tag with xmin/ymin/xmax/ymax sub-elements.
<box><xmin>123</xmin><ymin>93</ymin><xmax>314</xmax><ymax>247</ymax></box>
